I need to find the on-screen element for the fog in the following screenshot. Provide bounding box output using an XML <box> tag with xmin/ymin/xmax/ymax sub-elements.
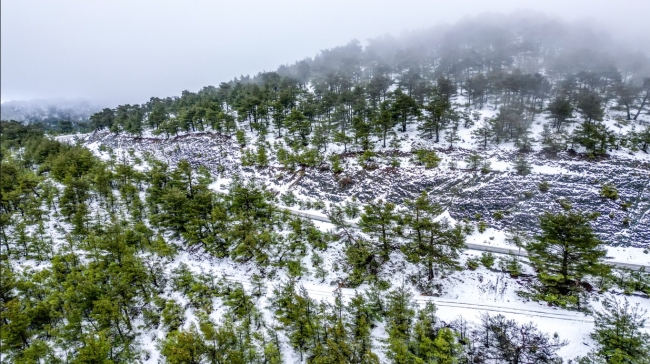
<box><xmin>2</xmin><ymin>0</ymin><xmax>649</xmax><ymax>106</ymax></box>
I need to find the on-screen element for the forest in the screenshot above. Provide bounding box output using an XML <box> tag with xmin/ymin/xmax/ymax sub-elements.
<box><xmin>83</xmin><ymin>16</ymin><xmax>650</xmax><ymax>160</ymax></box>
<box><xmin>2</xmin><ymin>13</ymin><xmax>650</xmax><ymax>364</ymax></box>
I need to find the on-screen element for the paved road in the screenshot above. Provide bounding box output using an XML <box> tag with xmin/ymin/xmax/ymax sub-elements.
<box><xmin>283</xmin><ymin>207</ymin><xmax>650</xmax><ymax>272</ymax></box>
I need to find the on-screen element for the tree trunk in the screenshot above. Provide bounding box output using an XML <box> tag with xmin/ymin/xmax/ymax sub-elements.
<box><xmin>633</xmin><ymin>90</ymin><xmax>649</xmax><ymax>120</ymax></box>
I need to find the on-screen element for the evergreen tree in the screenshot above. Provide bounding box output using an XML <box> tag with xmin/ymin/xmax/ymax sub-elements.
<box><xmin>527</xmin><ymin>211</ymin><xmax>611</xmax><ymax>307</ymax></box>
<box><xmin>547</xmin><ymin>96</ymin><xmax>573</xmax><ymax>132</ymax></box>
<box><xmin>471</xmin><ymin>118</ymin><xmax>494</xmax><ymax>149</ymax></box>
<box><xmin>402</xmin><ymin>192</ymin><xmax>465</xmax><ymax>282</ymax></box>
<box><xmin>359</xmin><ymin>200</ymin><xmax>399</xmax><ymax>260</ymax></box>
<box><xmin>591</xmin><ymin>296</ymin><xmax>650</xmax><ymax>362</ymax></box>
<box><xmin>572</xmin><ymin>121</ymin><xmax>615</xmax><ymax>156</ymax></box>
<box><xmin>159</xmin><ymin>325</ymin><xmax>207</xmax><ymax>364</ymax></box>
<box><xmin>513</xmin><ymin>155</ymin><xmax>532</xmax><ymax>176</ymax></box>
<box><xmin>421</xmin><ymin>95</ymin><xmax>450</xmax><ymax>142</ymax></box>
<box><xmin>410</xmin><ymin>303</ymin><xmax>462</xmax><ymax>364</ymax></box>
<box><xmin>577</xmin><ymin>90</ymin><xmax>604</xmax><ymax>123</ymax></box>
<box><xmin>391</xmin><ymin>89</ymin><xmax>419</xmax><ymax>133</ymax></box>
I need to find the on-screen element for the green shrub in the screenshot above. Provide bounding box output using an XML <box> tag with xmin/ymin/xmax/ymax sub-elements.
<box><xmin>513</xmin><ymin>156</ymin><xmax>531</xmax><ymax>176</ymax></box>
<box><xmin>478</xmin><ymin>220</ymin><xmax>488</xmax><ymax>233</ymax></box>
<box><xmin>297</xmin><ymin>148</ymin><xmax>322</xmax><ymax>167</ymax></box>
<box><xmin>466</xmin><ymin>154</ymin><xmax>482</xmax><ymax>170</ymax></box>
<box><xmin>235</xmin><ymin>129</ymin><xmax>246</xmax><ymax>146</ymax></box>
<box><xmin>281</xmin><ymin>192</ymin><xmax>297</xmax><ymax>207</ymax></box>
<box><xmin>480</xmin><ymin>252</ymin><xmax>496</xmax><ymax>269</ymax></box>
<box><xmin>600</xmin><ymin>184</ymin><xmax>619</xmax><ymax>200</ymax></box>
<box><xmin>414</xmin><ymin>149</ymin><xmax>441</xmax><ymax>169</ymax></box>
<box><xmin>480</xmin><ymin>161</ymin><xmax>492</xmax><ymax>174</ymax></box>
<box><xmin>499</xmin><ymin>255</ymin><xmax>522</xmax><ymax>278</ymax></box>
<box><xmin>329</xmin><ymin>154</ymin><xmax>343</xmax><ymax>173</ymax></box>
<box><xmin>558</xmin><ymin>199</ymin><xmax>572</xmax><ymax>211</ymax></box>
<box><xmin>390</xmin><ymin>157</ymin><xmax>400</xmax><ymax>168</ymax></box>
<box><xmin>538</xmin><ymin>180</ymin><xmax>550</xmax><ymax>193</ymax></box>
<box><xmin>466</xmin><ymin>257</ymin><xmax>480</xmax><ymax>270</ymax></box>
<box><xmin>358</xmin><ymin>150</ymin><xmax>377</xmax><ymax>169</ymax></box>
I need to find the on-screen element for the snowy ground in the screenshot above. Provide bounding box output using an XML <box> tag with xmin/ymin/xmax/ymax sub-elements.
<box><xmin>47</xmin><ymin>98</ymin><xmax>650</xmax><ymax>362</ymax></box>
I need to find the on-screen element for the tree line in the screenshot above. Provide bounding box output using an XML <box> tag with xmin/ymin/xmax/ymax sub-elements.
<box><xmin>82</xmin><ymin>23</ymin><xmax>650</xmax><ymax>166</ymax></box>
<box><xmin>2</xmin><ymin>121</ymin><xmax>649</xmax><ymax>362</ymax></box>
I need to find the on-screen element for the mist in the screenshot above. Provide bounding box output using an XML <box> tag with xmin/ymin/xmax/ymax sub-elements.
<box><xmin>2</xmin><ymin>0</ymin><xmax>650</xmax><ymax>106</ymax></box>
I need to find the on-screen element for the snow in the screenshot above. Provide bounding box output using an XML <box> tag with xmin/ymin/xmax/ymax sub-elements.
<box><xmin>37</xmin><ymin>88</ymin><xmax>650</xmax><ymax>363</ymax></box>
<box><xmin>465</xmin><ymin>227</ymin><xmax>513</xmax><ymax>248</ymax></box>
<box><xmin>606</xmin><ymin>246</ymin><xmax>650</xmax><ymax>266</ymax></box>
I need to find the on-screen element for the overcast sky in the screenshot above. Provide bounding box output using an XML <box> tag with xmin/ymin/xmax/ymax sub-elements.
<box><xmin>2</xmin><ymin>0</ymin><xmax>649</xmax><ymax>106</ymax></box>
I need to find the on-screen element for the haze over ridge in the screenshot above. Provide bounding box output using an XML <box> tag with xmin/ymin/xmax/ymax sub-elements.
<box><xmin>2</xmin><ymin>0</ymin><xmax>649</xmax><ymax>106</ymax></box>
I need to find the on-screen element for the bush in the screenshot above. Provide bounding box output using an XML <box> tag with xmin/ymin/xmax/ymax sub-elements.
<box><xmin>499</xmin><ymin>255</ymin><xmax>522</xmax><ymax>278</ymax></box>
<box><xmin>538</xmin><ymin>180</ymin><xmax>550</xmax><ymax>193</ymax></box>
<box><xmin>466</xmin><ymin>257</ymin><xmax>480</xmax><ymax>270</ymax></box>
<box><xmin>297</xmin><ymin>148</ymin><xmax>322</xmax><ymax>167</ymax></box>
<box><xmin>281</xmin><ymin>192</ymin><xmax>297</xmax><ymax>207</ymax></box>
<box><xmin>478</xmin><ymin>220</ymin><xmax>488</xmax><ymax>233</ymax></box>
<box><xmin>480</xmin><ymin>252</ymin><xmax>496</xmax><ymax>269</ymax></box>
<box><xmin>558</xmin><ymin>199</ymin><xmax>572</xmax><ymax>211</ymax></box>
<box><xmin>358</xmin><ymin>150</ymin><xmax>378</xmax><ymax>170</ymax></box>
<box><xmin>235</xmin><ymin>129</ymin><xmax>246</xmax><ymax>146</ymax></box>
<box><xmin>414</xmin><ymin>149</ymin><xmax>441</xmax><ymax>169</ymax></box>
<box><xmin>466</xmin><ymin>154</ymin><xmax>482</xmax><ymax>170</ymax></box>
<box><xmin>390</xmin><ymin>157</ymin><xmax>400</xmax><ymax>168</ymax></box>
<box><xmin>600</xmin><ymin>183</ymin><xmax>619</xmax><ymax>200</ymax></box>
<box><xmin>513</xmin><ymin>156</ymin><xmax>531</xmax><ymax>176</ymax></box>
<box><xmin>480</xmin><ymin>161</ymin><xmax>492</xmax><ymax>174</ymax></box>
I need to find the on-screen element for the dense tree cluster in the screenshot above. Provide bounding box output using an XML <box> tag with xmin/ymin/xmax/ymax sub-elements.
<box><xmin>0</xmin><ymin>99</ymin><xmax>100</xmax><ymax>134</ymax></box>
<box><xmin>83</xmin><ymin>17</ymin><xmax>650</xmax><ymax>164</ymax></box>
<box><xmin>2</xmin><ymin>115</ymin><xmax>649</xmax><ymax>362</ymax></box>
<box><xmin>4</xmin><ymin>13</ymin><xmax>650</xmax><ymax>363</ymax></box>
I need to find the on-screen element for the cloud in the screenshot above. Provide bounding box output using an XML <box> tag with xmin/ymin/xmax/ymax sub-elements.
<box><xmin>2</xmin><ymin>0</ymin><xmax>649</xmax><ymax>106</ymax></box>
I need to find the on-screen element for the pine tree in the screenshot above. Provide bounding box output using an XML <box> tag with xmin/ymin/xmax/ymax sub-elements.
<box><xmin>547</xmin><ymin>96</ymin><xmax>573</xmax><ymax>132</ymax></box>
<box><xmin>409</xmin><ymin>303</ymin><xmax>461</xmax><ymax>363</ymax></box>
<box><xmin>540</xmin><ymin>123</ymin><xmax>566</xmax><ymax>155</ymax></box>
<box><xmin>527</xmin><ymin>211</ymin><xmax>611</xmax><ymax>307</ymax></box>
<box><xmin>359</xmin><ymin>200</ymin><xmax>398</xmax><ymax>260</ymax></box>
<box><xmin>591</xmin><ymin>296</ymin><xmax>650</xmax><ymax>362</ymax></box>
<box><xmin>466</xmin><ymin>153</ymin><xmax>482</xmax><ymax>170</ymax></box>
<box><xmin>445</xmin><ymin>117</ymin><xmax>461</xmax><ymax>149</ymax></box>
<box><xmin>348</xmin><ymin>293</ymin><xmax>380</xmax><ymax>364</ymax></box>
<box><xmin>159</xmin><ymin>325</ymin><xmax>207</xmax><ymax>364</ymax></box>
<box><xmin>385</xmin><ymin>286</ymin><xmax>417</xmax><ymax>364</ymax></box>
<box><xmin>402</xmin><ymin>192</ymin><xmax>465</xmax><ymax>281</ymax></box>
<box><xmin>513</xmin><ymin>155</ymin><xmax>531</xmax><ymax>176</ymax></box>
<box><xmin>471</xmin><ymin>118</ymin><xmax>493</xmax><ymax>149</ymax></box>
<box><xmin>421</xmin><ymin>95</ymin><xmax>449</xmax><ymax>142</ymax></box>
<box><xmin>572</xmin><ymin>121</ymin><xmax>615</xmax><ymax>156</ymax></box>
<box><xmin>577</xmin><ymin>90</ymin><xmax>604</xmax><ymax>123</ymax></box>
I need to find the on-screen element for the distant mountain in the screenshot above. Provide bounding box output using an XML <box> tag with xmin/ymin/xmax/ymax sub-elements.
<box><xmin>0</xmin><ymin>98</ymin><xmax>105</xmax><ymax>124</ymax></box>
